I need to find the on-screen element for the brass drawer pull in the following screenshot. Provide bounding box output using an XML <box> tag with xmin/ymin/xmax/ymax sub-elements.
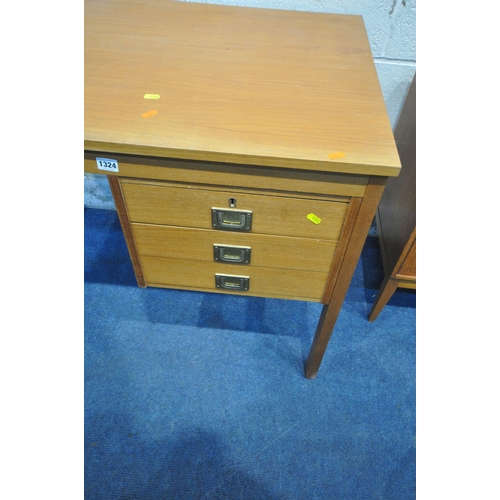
<box><xmin>214</xmin><ymin>244</ymin><xmax>251</xmax><ymax>264</ymax></box>
<box><xmin>212</xmin><ymin>207</ymin><xmax>252</xmax><ymax>232</ymax></box>
<box><xmin>215</xmin><ymin>274</ymin><xmax>250</xmax><ymax>291</ymax></box>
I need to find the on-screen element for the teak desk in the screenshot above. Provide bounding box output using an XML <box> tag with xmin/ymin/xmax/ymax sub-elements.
<box><xmin>84</xmin><ymin>0</ymin><xmax>401</xmax><ymax>378</ymax></box>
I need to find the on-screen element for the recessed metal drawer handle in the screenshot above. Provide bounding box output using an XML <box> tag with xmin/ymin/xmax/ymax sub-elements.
<box><xmin>212</xmin><ymin>208</ymin><xmax>252</xmax><ymax>232</ymax></box>
<box><xmin>215</xmin><ymin>274</ymin><xmax>250</xmax><ymax>291</ymax></box>
<box><xmin>214</xmin><ymin>244</ymin><xmax>251</xmax><ymax>264</ymax></box>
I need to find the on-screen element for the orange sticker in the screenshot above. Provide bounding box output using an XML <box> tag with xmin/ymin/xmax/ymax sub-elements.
<box><xmin>142</xmin><ymin>110</ymin><xmax>158</xmax><ymax>118</ymax></box>
<box><xmin>328</xmin><ymin>152</ymin><xmax>346</xmax><ymax>160</ymax></box>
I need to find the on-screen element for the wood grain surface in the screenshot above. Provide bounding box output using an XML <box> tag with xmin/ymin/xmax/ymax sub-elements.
<box><xmin>120</xmin><ymin>180</ymin><xmax>349</xmax><ymax>240</ymax></box>
<box><xmin>131</xmin><ymin>223</ymin><xmax>337</xmax><ymax>273</ymax></box>
<box><xmin>140</xmin><ymin>256</ymin><xmax>328</xmax><ymax>301</ymax></box>
<box><xmin>85</xmin><ymin>0</ymin><xmax>400</xmax><ymax>176</ymax></box>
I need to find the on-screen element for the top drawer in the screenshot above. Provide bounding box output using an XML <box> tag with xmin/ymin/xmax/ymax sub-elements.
<box><xmin>120</xmin><ymin>180</ymin><xmax>349</xmax><ymax>241</ymax></box>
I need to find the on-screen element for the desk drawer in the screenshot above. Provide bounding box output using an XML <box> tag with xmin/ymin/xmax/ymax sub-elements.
<box><xmin>140</xmin><ymin>256</ymin><xmax>328</xmax><ymax>301</ymax></box>
<box><xmin>396</xmin><ymin>239</ymin><xmax>416</xmax><ymax>280</ymax></box>
<box><xmin>131</xmin><ymin>223</ymin><xmax>336</xmax><ymax>272</ymax></box>
<box><xmin>121</xmin><ymin>181</ymin><xmax>348</xmax><ymax>240</ymax></box>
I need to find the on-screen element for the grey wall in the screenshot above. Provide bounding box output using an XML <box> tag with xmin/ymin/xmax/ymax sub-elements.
<box><xmin>84</xmin><ymin>0</ymin><xmax>416</xmax><ymax>210</ymax></box>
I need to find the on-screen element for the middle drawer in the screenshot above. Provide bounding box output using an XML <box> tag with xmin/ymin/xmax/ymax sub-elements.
<box><xmin>131</xmin><ymin>223</ymin><xmax>337</xmax><ymax>273</ymax></box>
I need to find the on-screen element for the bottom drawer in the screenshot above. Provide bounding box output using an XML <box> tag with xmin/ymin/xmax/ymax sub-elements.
<box><xmin>140</xmin><ymin>256</ymin><xmax>328</xmax><ymax>301</ymax></box>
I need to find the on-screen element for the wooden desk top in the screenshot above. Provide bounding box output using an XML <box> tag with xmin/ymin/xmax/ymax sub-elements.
<box><xmin>85</xmin><ymin>0</ymin><xmax>400</xmax><ymax>177</ymax></box>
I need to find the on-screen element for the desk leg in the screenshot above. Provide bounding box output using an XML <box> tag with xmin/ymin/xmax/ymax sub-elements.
<box><xmin>108</xmin><ymin>175</ymin><xmax>147</xmax><ymax>288</ymax></box>
<box><xmin>305</xmin><ymin>177</ymin><xmax>387</xmax><ymax>379</ymax></box>
<box><xmin>368</xmin><ymin>276</ymin><xmax>399</xmax><ymax>322</ymax></box>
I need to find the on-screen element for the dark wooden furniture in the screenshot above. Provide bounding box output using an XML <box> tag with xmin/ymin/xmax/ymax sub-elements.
<box><xmin>368</xmin><ymin>75</ymin><xmax>416</xmax><ymax>321</ymax></box>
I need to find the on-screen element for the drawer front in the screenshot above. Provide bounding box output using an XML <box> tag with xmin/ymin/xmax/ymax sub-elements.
<box><xmin>121</xmin><ymin>181</ymin><xmax>348</xmax><ymax>241</ymax></box>
<box><xmin>396</xmin><ymin>239</ymin><xmax>416</xmax><ymax>280</ymax></box>
<box><xmin>140</xmin><ymin>256</ymin><xmax>328</xmax><ymax>301</ymax></box>
<box><xmin>131</xmin><ymin>223</ymin><xmax>337</xmax><ymax>273</ymax></box>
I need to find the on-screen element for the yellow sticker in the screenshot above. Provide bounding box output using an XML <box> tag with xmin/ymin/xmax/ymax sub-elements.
<box><xmin>307</xmin><ymin>213</ymin><xmax>322</xmax><ymax>224</ymax></box>
<box><xmin>144</xmin><ymin>94</ymin><xmax>160</xmax><ymax>99</ymax></box>
<box><xmin>328</xmin><ymin>152</ymin><xmax>346</xmax><ymax>160</ymax></box>
<box><xmin>142</xmin><ymin>109</ymin><xmax>158</xmax><ymax>118</ymax></box>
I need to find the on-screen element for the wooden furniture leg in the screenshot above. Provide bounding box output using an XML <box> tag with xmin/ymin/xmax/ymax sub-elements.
<box><xmin>368</xmin><ymin>276</ymin><xmax>399</xmax><ymax>322</ymax></box>
<box><xmin>107</xmin><ymin>176</ymin><xmax>147</xmax><ymax>288</ymax></box>
<box><xmin>305</xmin><ymin>177</ymin><xmax>387</xmax><ymax>379</ymax></box>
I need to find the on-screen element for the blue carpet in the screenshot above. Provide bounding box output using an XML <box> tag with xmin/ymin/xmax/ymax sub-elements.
<box><xmin>84</xmin><ymin>207</ymin><xmax>416</xmax><ymax>499</ymax></box>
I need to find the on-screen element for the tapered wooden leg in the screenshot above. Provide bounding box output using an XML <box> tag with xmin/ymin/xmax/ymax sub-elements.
<box><xmin>305</xmin><ymin>176</ymin><xmax>387</xmax><ymax>379</ymax></box>
<box><xmin>108</xmin><ymin>175</ymin><xmax>147</xmax><ymax>287</ymax></box>
<box><xmin>368</xmin><ymin>275</ymin><xmax>399</xmax><ymax>322</ymax></box>
<box><xmin>305</xmin><ymin>302</ymin><xmax>344</xmax><ymax>379</ymax></box>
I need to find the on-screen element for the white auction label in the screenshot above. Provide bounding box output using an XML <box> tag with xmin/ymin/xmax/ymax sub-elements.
<box><xmin>96</xmin><ymin>157</ymin><xmax>119</xmax><ymax>172</ymax></box>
